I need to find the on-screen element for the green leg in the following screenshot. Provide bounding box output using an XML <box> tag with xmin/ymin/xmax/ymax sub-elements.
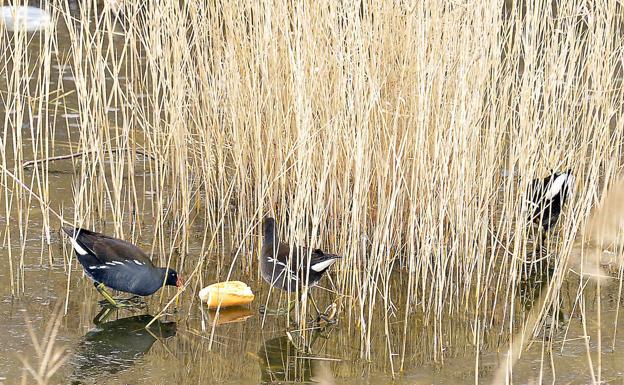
<box><xmin>306</xmin><ymin>291</ymin><xmax>337</xmax><ymax>325</ymax></box>
<box><xmin>259</xmin><ymin>299</ymin><xmax>296</xmax><ymax>316</ymax></box>
<box><xmin>96</xmin><ymin>283</ymin><xmax>119</xmax><ymax>307</ymax></box>
<box><xmin>95</xmin><ymin>283</ymin><xmax>146</xmax><ymax>308</ymax></box>
<box><xmin>313</xmin><ymin>300</ymin><xmax>339</xmax><ymax>327</ymax></box>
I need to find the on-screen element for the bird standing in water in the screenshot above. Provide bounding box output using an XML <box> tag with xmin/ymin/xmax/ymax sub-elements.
<box><xmin>260</xmin><ymin>217</ymin><xmax>341</xmax><ymax>316</ymax></box>
<box><xmin>63</xmin><ymin>227</ymin><xmax>182</xmax><ymax>307</ymax></box>
<box><xmin>526</xmin><ymin>170</ymin><xmax>575</xmax><ymax>231</ymax></box>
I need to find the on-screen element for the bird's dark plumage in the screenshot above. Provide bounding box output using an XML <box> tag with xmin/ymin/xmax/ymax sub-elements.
<box><xmin>260</xmin><ymin>218</ymin><xmax>340</xmax><ymax>292</ymax></box>
<box><xmin>63</xmin><ymin>227</ymin><xmax>181</xmax><ymax>296</ymax></box>
<box><xmin>526</xmin><ymin>170</ymin><xmax>574</xmax><ymax>230</ymax></box>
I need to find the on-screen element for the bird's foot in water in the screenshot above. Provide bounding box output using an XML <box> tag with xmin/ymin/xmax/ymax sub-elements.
<box><xmin>98</xmin><ymin>296</ymin><xmax>146</xmax><ymax>309</ymax></box>
<box><xmin>313</xmin><ymin>302</ymin><xmax>339</xmax><ymax>328</ymax></box>
<box><xmin>259</xmin><ymin>300</ymin><xmax>296</xmax><ymax>316</ymax></box>
<box><xmin>92</xmin><ymin>299</ymin><xmax>147</xmax><ymax>324</ymax></box>
<box><xmin>95</xmin><ymin>283</ymin><xmax>146</xmax><ymax>309</ymax></box>
<box><xmin>258</xmin><ymin>304</ymin><xmax>290</xmax><ymax>316</ymax></box>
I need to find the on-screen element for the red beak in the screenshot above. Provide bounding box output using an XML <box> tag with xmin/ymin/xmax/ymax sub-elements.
<box><xmin>176</xmin><ymin>276</ymin><xmax>184</xmax><ymax>288</ymax></box>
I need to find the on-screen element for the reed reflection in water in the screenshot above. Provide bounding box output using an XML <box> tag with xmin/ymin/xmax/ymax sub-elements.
<box><xmin>256</xmin><ymin>326</ymin><xmax>339</xmax><ymax>385</ymax></box>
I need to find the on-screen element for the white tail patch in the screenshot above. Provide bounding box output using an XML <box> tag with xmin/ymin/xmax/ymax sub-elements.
<box><xmin>311</xmin><ymin>258</ymin><xmax>338</xmax><ymax>272</ymax></box>
<box><xmin>565</xmin><ymin>174</ymin><xmax>575</xmax><ymax>197</ymax></box>
<box><xmin>69</xmin><ymin>237</ymin><xmax>88</xmax><ymax>256</ymax></box>
<box><xmin>544</xmin><ymin>173</ymin><xmax>571</xmax><ymax>200</ymax></box>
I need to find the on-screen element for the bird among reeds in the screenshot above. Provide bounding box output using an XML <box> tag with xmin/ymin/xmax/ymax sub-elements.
<box><xmin>63</xmin><ymin>227</ymin><xmax>182</xmax><ymax>307</ymax></box>
<box><xmin>260</xmin><ymin>217</ymin><xmax>341</xmax><ymax>316</ymax></box>
<box><xmin>525</xmin><ymin>170</ymin><xmax>575</xmax><ymax>231</ymax></box>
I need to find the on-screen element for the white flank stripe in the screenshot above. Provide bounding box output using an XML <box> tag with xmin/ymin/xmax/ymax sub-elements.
<box><xmin>133</xmin><ymin>260</ymin><xmax>144</xmax><ymax>265</ymax></box>
<box><xmin>311</xmin><ymin>258</ymin><xmax>337</xmax><ymax>272</ymax></box>
<box><xmin>267</xmin><ymin>258</ymin><xmax>297</xmax><ymax>281</ymax></box>
<box><xmin>275</xmin><ymin>266</ymin><xmax>298</xmax><ymax>281</ymax></box>
<box><xmin>544</xmin><ymin>173</ymin><xmax>570</xmax><ymax>200</ymax></box>
<box><xmin>69</xmin><ymin>237</ymin><xmax>88</xmax><ymax>256</ymax></box>
<box><xmin>267</xmin><ymin>257</ymin><xmax>288</xmax><ymax>268</ymax></box>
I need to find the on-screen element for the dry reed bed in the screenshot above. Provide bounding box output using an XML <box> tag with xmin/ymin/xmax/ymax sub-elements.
<box><xmin>1</xmin><ymin>0</ymin><xmax>624</xmax><ymax>380</ymax></box>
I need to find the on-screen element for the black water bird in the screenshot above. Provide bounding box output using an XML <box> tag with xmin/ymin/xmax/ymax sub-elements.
<box><xmin>260</xmin><ymin>218</ymin><xmax>341</xmax><ymax>293</ymax></box>
<box><xmin>63</xmin><ymin>227</ymin><xmax>182</xmax><ymax>307</ymax></box>
<box><xmin>526</xmin><ymin>170</ymin><xmax>575</xmax><ymax>231</ymax></box>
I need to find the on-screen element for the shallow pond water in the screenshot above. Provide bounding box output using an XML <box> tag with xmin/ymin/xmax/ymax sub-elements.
<box><xmin>2</xmin><ymin>209</ymin><xmax>624</xmax><ymax>385</ymax></box>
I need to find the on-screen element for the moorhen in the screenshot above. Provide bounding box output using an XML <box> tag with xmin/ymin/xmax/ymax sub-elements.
<box><xmin>63</xmin><ymin>227</ymin><xmax>182</xmax><ymax>307</ymax></box>
<box><xmin>260</xmin><ymin>217</ymin><xmax>341</xmax><ymax>313</ymax></box>
<box><xmin>526</xmin><ymin>170</ymin><xmax>575</xmax><ymax>231</ymax></box>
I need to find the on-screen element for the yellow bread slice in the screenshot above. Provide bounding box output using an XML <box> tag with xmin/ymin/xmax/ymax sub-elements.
<box><xmin>199</xmin><ymin>281</ymin><xmax>254</xmax><ymax>309</ymax></box>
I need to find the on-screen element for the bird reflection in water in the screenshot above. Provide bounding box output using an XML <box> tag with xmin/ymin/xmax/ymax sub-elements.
<box><xmin>257</xmin><ymin>333</ymin><xmax>336</xmax><ymax>384</ymax></box>
<box><xmin>70</xmin><ymin>310</ymin><xmax>176</xmax><ymax>383</ymax></box>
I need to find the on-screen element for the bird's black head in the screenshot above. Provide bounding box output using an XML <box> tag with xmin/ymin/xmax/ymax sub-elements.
<box><xmin>164</xmin><ymin>269</ymin><xmax>183</xmax><ymax>288</ymax></box>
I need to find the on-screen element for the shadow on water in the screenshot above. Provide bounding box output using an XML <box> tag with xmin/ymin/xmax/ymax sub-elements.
<box><xmin>69</xmin><ymin>312</ymin><xmax>176</xmax><ymax>384</ymax></box>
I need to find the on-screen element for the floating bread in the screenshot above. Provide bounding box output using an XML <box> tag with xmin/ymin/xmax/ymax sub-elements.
<box><xmin>199</xmin><ymin>281</ymin><xmax>254</xmax><ymax>309</ymax></box>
